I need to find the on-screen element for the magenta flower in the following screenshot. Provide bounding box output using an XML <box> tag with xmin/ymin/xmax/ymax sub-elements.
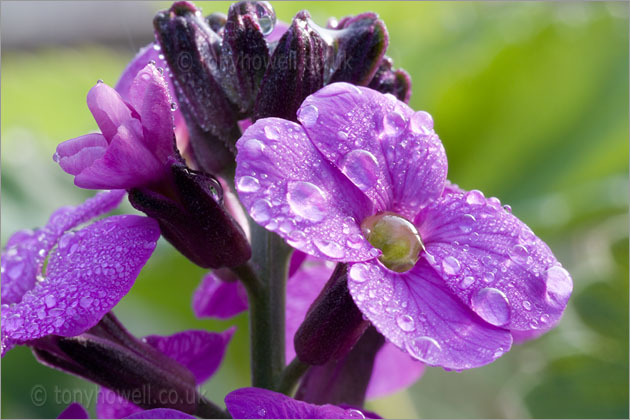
<box><xmin>235</xmin><ymin>82</ymin><xmax>573</xmax><ymax>370</ymax></box>
<box><xmin>58</xmin><ymin>402</ymin><xmax>195</xmax><ymax>419</ymax></box>
<box><xmin>96</xmin><ymin>328</ymin><xmax>234</xmax><ymax>419</ymax></box>
<box><xmin>225</xmin><ymin>387</ymin><xmax>375</xmax><ymax>419</ymax></box>
<box><xmin>1</xmin><ymin>191</ymin><xmax>160</xmax><ymax>356</ymax></box>
<box><xmin>55</xmin><ymin>62</ymin><xmax>176</xmax><ymax>190</ymax></box>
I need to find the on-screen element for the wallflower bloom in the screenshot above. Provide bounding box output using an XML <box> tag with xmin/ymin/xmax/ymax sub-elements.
<box><xmin>235</xmin><ymin>82</ymin><xmax>573</xmax><ymax>370</ymax></box>
<box><xmin>58</xmin><ymin>402</ymin><xmax>196</xmax><ymax>419</ymax></box>
<box><xmin>1</xmin><ymin>191</ymin><xmax>160</xmax><ymax>356</ymax></box>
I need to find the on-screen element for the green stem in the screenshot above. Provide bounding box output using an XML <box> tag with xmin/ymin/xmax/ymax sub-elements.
<box><xmin>277</xmin><ymin>357</ymin><xmax>310</xmax><ymax>395</ymax></box>
<box><xmin>195</xmin><ymin>396</ymin><xmax>231</xmax><ymax>419</ymax></box>
<box><xmin>246</xmin><ymin>222</ymin><xmax>292</xmax><ymax>389</ymax></box>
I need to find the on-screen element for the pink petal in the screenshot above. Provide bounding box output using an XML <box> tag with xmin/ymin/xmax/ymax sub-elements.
<box><xmin>87</xmin><ymin>82</ymin><xmax>133</xmax><ymax>142</ymax></box>
<box><xmin>193</xmin><ymin>271</ymin><xmax>248</xmax><ymax>320</ymax></box>
<box><xmin>56</xmin><ymin>133</ymin><xmax>108</xmax><ymax>176</ymax></box>
<box><xmin>347</xmin><ymin>259</ymin><xmax>513</xmax><ymax>370</ymax></box>
<box><xmin>235</xmin><ymin>118</ymin><xmax>375</xmax><ymax>262</ymax></box>
<box><xmin>297</xmin><ymin>83</ymin><xmax>447</xmax><ymax>219</ymax></box>
<box><xmin>416</xmin><ymin>191</ymin><xmax>572</xmax><ymax>332</ymax></box>
<box><xmin>365</xmin><ymin>343</ymin><xmax>425</xmax><ymax>399</ymax></box>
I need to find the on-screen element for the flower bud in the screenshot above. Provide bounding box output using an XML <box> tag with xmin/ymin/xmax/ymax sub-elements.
<box><xmin>294</xmin><ymin>264</ymin><xmax>369</xmax><ymax>365</ymax></box>
<box><xmin>368</xmin><ymin>56</ymin><xmax>411</xmax><ymax>103</ymax></box>
<box><xmin>128</xmin><ymin>161</ymin><xmax>251</xmax><ymax>269</ymax></box>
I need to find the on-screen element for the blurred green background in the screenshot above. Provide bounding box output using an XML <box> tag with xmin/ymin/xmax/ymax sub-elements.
<box><xmin>2</xmin><ymin>2</ymin><xmax>628</xmax><ymax>418</ymax></box>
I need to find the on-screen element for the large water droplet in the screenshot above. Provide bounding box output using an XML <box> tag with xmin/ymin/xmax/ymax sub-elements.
<box><xmin>349</xmin><ymin>263</ymin><xmax>371</xmax><ymax>283</ymax></box>
<box><xmin>482</xmin><ymin>272</ymin><xmax>495</xmax><ymax>283</ymax></box>
<box><xmin>341</xmin><ymin>149</ymin><xmax>379</xmax><ymax>191</ymax></box>
<box><xmin>243</xmin><ymin>138</ymin><xmax>265</xmax><ymax>158</ymax></box>
<box><xmin>287</xmin><ymin>181</ymin><xmax>327</xmax><ymax>222</ymax></box>
<box><xmin>251</xmin><ymin>199</ymin><xmax>272</xmax><ymax>223</ymax></box>
<box><xmin>298</xmin><ymin>104</ymin><xmax>319</xmax><ymax>127</ymax></box>
<box><xmin>465</xmin><ymin>190</ymin><xmax>486</xmax><ymax>205</ymax></box>
<box><xmin>509</xmin><ymin>244</ymin><xmax>529</xmax><ymax>265</ymax></box>
<box><xmin>346</xmin><ymin>234</ymin><xmax>364</xmax><ymax>249</ymax></box>
<box><xmin>522</xmin><ymin>300</ymin><xmax>532</xmax><ymax>311</ymax></box>
<box><xmin>409</xmin><ymin>110</ymin><xmax>434</xmax><ymax>134</ymax></box>
<box><xmin>255</xmin><ymin>1</ymin><xmax>276</xmax><ymax>35</ymax></box>
<box><xmin>544</xmin><ymin>266</ymin><xmax>572</xmax><ymax>307</ymax></box>
<box><xmin>45</xmin><ymin>295</ymin><xmax>57</xmax><ymax>308</ymax></box>
<box><xmin>405</xmin><ymin>336</ymin><xmax>441</xmax><ymax>365</ymax></box>
<box><xmin>264</xmin><ymin>125</ymin><xmax>281</xmax><ymax>141</ymax></box>
<box><xmin>442</xmin><ymin>256</ymin><xmax>461</xmax><ymax>276</ymax></box>
<box><xmin>346</xmin><ymin>409</ymin><xmax>366</xmax><ymax>419</ymax></box>
<box><xmin>79</xmin><ymin>296</ymin><xmax>94</xmax><ymax>309</ymax></box>
<box><xmin>459</xmin><ymin>214</ymin><xmax>476</xmax><ymax>233</ymax></box>
<box><xmin>397</xmin><ymin>314</ymin><xmax>416</xmax><ymax>332</ymax></box>
<box><xmin>459</xmin><ymin>276</ymin><xmax>475</xmax><ymax>289</ymax></box>
<box><xmin>52</xmin><ymin>151</ymin><xmax>61</xmax><ymax>163</ymax></box>
<box><xmin>313</xmin><ymin>238</ymin><xmax>345</xmax><ymax>259</ymax></box>
<box><xmin>471</xmin><ymin>288</ymin><xmax>510</xmax><ymax>326</ymax></box>
<box><xmin>382</xmin><ymin>111</ymin><xmax>406</xmax><ymax>136</ymax></box>
<box><xmin>237</xmin><ymin>176</ymin><xmax>261</xmax><ymax>193</ymax></box>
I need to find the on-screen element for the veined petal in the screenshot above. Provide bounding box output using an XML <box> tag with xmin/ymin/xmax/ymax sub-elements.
<box><xmin>366</xmin><ymin>343</ymin><xmax>425</xmax><ymax>399</ymax></box>
<box><xmin>347</xmin><ymin>259</ymin><xmax>512</xmax><ymax>370</ymax></box>
<box><xmin>297</xmin><ymin>83</ymin><xmax>447</xmax><ymax>219</ymax></box>
<box><xmin>417</xmin><ymin>191</ymin><xmax>573</xmax><ymax>331</ymax></box>
<box><xmin>56</xmin><ymin>133</ymin><xmax>108</xmax><ymax>176</ymax></box>
<box><xmin>1</xmin><ymin>215</ymin><xmax>159</xmax><ymax>355</ymax></box>
<box><xmin>193</xmin><ymin>271</ymin><xmax>248</xmax><ymax>320</ymax></box>
<box><xmin>235</xmin><ymin>118</ymin><xmax>375</xmax><ymax>262</ymax></box>
<box><xmin>87</xmin><ymin>82</ymin><xmax>134</xmax><ymax>142</ymax></box>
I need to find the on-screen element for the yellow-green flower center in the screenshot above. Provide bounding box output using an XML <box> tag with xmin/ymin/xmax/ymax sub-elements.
<box><xmin>361</xmin><ymin>212</ymin><xmax>424</xmax><ymax>272</ymax></box>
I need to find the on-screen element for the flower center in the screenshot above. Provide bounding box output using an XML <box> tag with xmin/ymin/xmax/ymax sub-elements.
<box><xmin>361</xmin><ymin>212</ymin><xmax>424</xmax><ymax>272</ymax></box>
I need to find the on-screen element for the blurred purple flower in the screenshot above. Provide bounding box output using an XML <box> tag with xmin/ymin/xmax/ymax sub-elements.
<box><xmin>96</xmin><ymin>328</ymin><xmax>234</xmax><ymax>419</ymax></box>
<box><xmin>225</xmin><ymin>387</ymin><xmax>376</xmax><ymax>419</ymax></box>
<box><xmin>1</xmin><ymin>191</ymin><xmax>160</xmax><ymax>356</ymax></box>
<box><xmin>235</xmin><ymin>82</ymin><xmax>573</xmax><ymax>370</ymax></box>
<box><xmin>54</xmin><ymin>62</ymin><xmax>176</xmax><ymax>190</ymax></box>
<box><xmin>58</xmin><ymin>402</ymin><xmax>195</xmax><ymax>419</ymax></box>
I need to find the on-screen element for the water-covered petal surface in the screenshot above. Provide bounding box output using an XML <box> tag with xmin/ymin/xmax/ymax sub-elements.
<box><xmin>347</xmin><ymin>259</ymin><xmax>512</xmax><ymax>370</ymax></box>
<box><xmin>416</xmin><ymin>191</ymin><xmax>572</xmax><ymax>331</ymax></box>
<box><xmin>235</xmin><ymin>118</ymin><xmax>375</xmax><ymax>261</ymax></box>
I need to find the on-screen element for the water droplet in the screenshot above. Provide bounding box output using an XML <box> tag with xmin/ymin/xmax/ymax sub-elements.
<box><xmin>409</xmin><ymin>110</ymin><xmax>434</xmax><ymax>133</ymax></box>
<box><xmin>509</xmin><ymin>244</ymin><xmax>529</xmax><ymax>265</ymax></box>
<box><xmin>459</xmin><ymin>276</ymin><xmax>475</xmax><ymax>289</ymax></box>
<box><xmin>264</xmin><ymin>125</ymin><xmax>281</xmax><ymax>141</ymax></box>
<box><xmin>397</xmin><ymin>314</ymin><xmax>416</xmax><ymax>332</ymax></box>
<box><xmin>382</xmin><ymin>111</ymin><xmax>407</xmax><ymax>136</ymax></box>
<box><xmin>7</xmin><ymin>261</ymin><xmax>25</xmax><ymax>280</ymax></box>
<box><xmin>346</xmin><ymin>409</ymin><xmax>366</xmax><ymax>419</ymax></box>
<box><xmin>346</xmin><ymin>234</ymin><xmax>364</xmax><ymax>249</ymax></box>
<box><xmin>96</xmin><ymin>79</ymin><xmax>104</xmax><ymax>84</ymax></box>
<box><xmin>5</xmin><ymin>315</ymin><xmax>24</xmax><ymax>332</ymax></box>
<box><xmin>250</xmin><ymin>199</ymin><xmax>272</xmax><ymax>223</ymax></box>
<box><xmin>313</xmin><ymin>238</ymin><xmax>345</xmax><ymax>259</ymax></box>
<box><xmin>170</xmin><ymin>102</ymin><xmax>178</xmax><ymax>111</ymax></box>
<box><xmin>58</xmin><ymin>232</ymin><xmax>74</xmax><ymax>250</ymax></box>
<box><xmin>465</xmin><ymin>190</ymin><xmax>486</xmax><ymax>205</ymax></box>
<box><xmin>243</xmin><ymin>138</ymin><xmax>265</xmax><ymax>158</ymax></box>
<box><xmin>459</xmin><ymin>214</ymin><xmax>476</xmax><ymax>233</ymax></box>
<box><xmin>256</xmin><ymin>407</ymin><xmax>267</xmax><ymax>417</ymax></box>
<box><xmin>493</xmin><ymin>347</ymin><xmax>505</xmax><ymax>359</ymax></box>
<box><xmin>471</xmin><ymin>288</ymin><xmax>510</xmax><ymax>326</ymax></box>
<box><xmin>503</xmin><ymin>204</ymin><xmax>512</xmax><ymax>212</ymax></box>
<box><xmin>287</xmin><ymin>181</ymin><xmax>327</xmax><ymax>222</ymax></box>
<box><xmin>52</xmin><ymin>151</ymin><xmax>61</xmax><ymax>163</ymax></box>
<box><xmin>45</xmin><ymin>295</ymin><xmax>57</xmax><ymax>308</ymax></box>
<box><xmin>442</xmin><ymin>256</ymin><xmax>461</xmax><ymax>275</ymax></box>
<box><xmin>153</xmin><ymin>43</ymin><xmax>161</xmax><ymax>51</ymax></box>
<box><xmin>297</xmin><ymin>104</ymin><xmax>319</xmax><ymax>127</ymax></box>
<box><xmin>483</xmin><ymin>272</ymin><xmax>495</xmax><ymax>283</ymax></box>
<box><xmin>337</xmin><ymin>131</ymin><xmax>348</xmax><ymax>141</ymax></box>
<box><xmin>349</xmin><ymin>263</ymin><xmax>371</xmax><ymax>283</ymax></box>
<box><xmin>341</xmin><ymin>149</ymin><xmax>379</xmax><ymax>191</ymax></box>
<box><xmin>405</xmin><ymin>336</ymin><xmax>441</xmax><ymax>364</ymax></box>
<box><xmin>544</xmin><ymin>266</ymin><xmax>572</xmax><ymax>307</ymax></box>
<box><xmin>287</xmin><ymin>230</ymin><xmax>306</xmax><ymax>247</ymax></box>
<box><xmin>53</xmin><ymin>317</ymin><xmax>65</xmax><ymax>328</ymax></box>
<box><xmin>540</xmin><ymin>313</ymin><xmax>550</xmax><ymax>323</ymax></box>
<box><xmin>237</xmin><ymin>176</ymin><xmax>261</xmax><ymax>193</ymax></box>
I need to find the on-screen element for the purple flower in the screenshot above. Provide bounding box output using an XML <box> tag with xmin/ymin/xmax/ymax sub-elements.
<box><xmin>58</xmin><ymin>402</ymin><xmax>195</xmax><ymax>419</ymax></box>
<box><xmin>96</xmin><ymin>328</ymin><xmax>234</xmax><ymax>418</ymax></box>
<box><xmin>234</xmin><ymin>82</ymin><xmax>573</xmax><ymax>370</ymax></box>
<box><xmin>193</xmin><ymin>253</ymin><xmax>423</xmax><ymax>398</ymax></box>
<box><xmin>1</xmin><ymin>190</ymin><xmax>160</xmax><ymax>356</ymax></box>
<box><xmin>225</xmin><ymin>387</ymin><xmax>375</xmax><ymax>419</ymax></box>
<box><xmin>55</xmin><ymin>62</ymin><xmax>176</xmax><ymax>190</ymax></box>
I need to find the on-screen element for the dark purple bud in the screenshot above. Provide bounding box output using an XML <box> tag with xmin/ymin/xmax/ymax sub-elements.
<box><xmin>220</xmin><ymin>1</ymin><xmax>273</xmax><ymax>114</ymax></box>
<box><xmin>154</xmin><ymin>2</ymin><xmax>241</xmax><ymax>152</ymax></box>
<box><xmin>294</xmin><ymin>264</ymin><xmax>369</xmax><ymax>365</ymax></box>
<box><xmin>295</xmin><ymin>326</ymin><xmax>385</xmax><ymax>407</ymax></box>
<box><xmin>128</xmin><ymin>162</ymin><xmax>251</xmax><ymax>269</ymax></box>
<box><xmin>254</xmin><ymin>10</ymin><xmax>326</xmax><ymax>121</ymax></box>
<box><xmin>327</xmin><ymin>13</ymin><xmax>388</xmax><ymax>86</ymax></box>
<box><xmin>368</xmin><ymin>56</ymin><xmax>412</xmax><ymax>103</ymax></box>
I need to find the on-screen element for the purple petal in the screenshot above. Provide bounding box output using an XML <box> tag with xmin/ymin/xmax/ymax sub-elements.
<box><xmin>74</xmin><ymin>119</ymin><xmax>165</xmax><ymax>189</ymax></box>
<box><xmin>265</xmin><ymin>20</ymin><xmax>289</xmax><ymax>43</ymax></box>
<box><xmin>124</xmin><ymin>409</ymin><xmax>195</xmax><ymax>419</ymax></box>
<box><xmin>58</xmin><ymin>402</ymin><xmax>90</xmax><ymax>419</ymax></box>
<box><xmin>1</xmin><ymin>215</ymin><xmax>159</xmax><ymax>355</ymax></box>
<box><xmin>1</xmin><ymin>190</ymin><xmax>125</xmax><ymax>306</ymax></box>
<box><xmin>144</xmin><ymin>328</ymin><xmax>235</xmax><ymax>384</ymax></box>
<box><xmin>347</xmin><ymin>259</ymin><xmax>513</xmax><ymax>370</ymax></box>
<box><xmin>235</xmin><ymin>118</ymin><xmax>375</xmax><ymax>261</ymax></box>
<box><xmin>56</xmin><ymin>133</ymin><xmax>108</xmax><ymax>176</ymax></box>
<box><xmin>365</xmin><ymin>343</ymin><xmax>425</xmax><ymax>399</ymax></box>
<box><xmin>297</xmin><ymin>83</ymin><xmax>447</xmax><ymax>219</ymax></box>
<box><xmin>225</xmin><ymin>387</ymin><xmax>368</xmax><ymax>419</ymax></box>
<box><xmin>416</xmin><ymin>191</ymin><xmax>573</xmax><ymax>332</ymax></box>
<box><xmin>193</xmin><ymin>271</ymin><xmax>248</xmax><ymax>319</ymax></box>
<box><xmin>96</xmin><ymin>388</ymin><xmax>141</xmax><ymax>419</ymax></box>
<box><xmin>87</xmin><ymin>82</ymin><xmax>133</xmax><ymax>142</ymax></box>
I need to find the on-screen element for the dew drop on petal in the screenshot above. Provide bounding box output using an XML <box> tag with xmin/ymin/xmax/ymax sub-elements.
<box><xmin>243</xmin><ymin>138</ymin><xmax>265</xmax><ymax>158</ymax></box>
<box><xmin>442</xmin><ymin>256</ymin><xmax>461</xmax><ymax>276</ymax></box>
<box><xmin>79</xmin><ymin>296</ymin><xmax>94</xmax><ymax>309</ymax></box>
<box><xmin>483</xmin><ymin>271</ymin><xmax>495</xmax><ymax>283</ymax></box>
<box><xmin>341</xmin><ymin>149</ymin><xmax>379</xmax><ymax>191</ymax></box>
<box><xmin>409</xmin><ymin>110</ymin><xmax>434</xmax><ymax>133</ymax></box>
<box><xmin>544</xmin><ymin>266</ymin><xmax>572</xmax><ymax>307</ymax></box>
<box><xmin>349</xmin><ymin>263</ymin><xmax>371</xmax><ymax>283</ymax></box>
<box><xmin>405</xmin><ymin>336</ymin><xmax>441</xmax><ymax>365</ymax></box>
<box><xmin>465</xmin><ymin>190</ymin><xmax>486</xmax><ymax>205</ymax></box>
<box><xmin>337</xmin><ymin>131</ymin><xmax>348</xmax><ymax>141</ymax></box>
<box><xmin>287</xmin><ymin>181</ymin><xmax>327</xmax><ymax>222</ymax></box>
<box><xmin>522</xmin><ymin>300</ymin><xmax>532</xmax><ymax>311</ymax></box>
<box><xmin>346</xmin><ymin>409</ymin><xmax>366</xmax><ymax>419</ymax></box>
<box><xmin>459</xmin><ymin>276</ymin><xmax>475</xmax><ymax>289</ymax></box>
<box><xmin>298</xmin><ymin>105</ymin><xmax>319</xmax><ymax>127</ymax></box>
<box><xmin>237</xmin><ymin>176</ymin><xmax>261</xmax><ymax>193</ymax></box>
<box><xmin>540</xmin><ymin>313</ymin><xmax>550</xmax><ymax>323</ymax></box>
<box><xmin>458</xmin><ymin>214</ymin><xmax>476</xmax><ymax>233</ymax></box>
<box><xmin>45</xmin><ymin>295</ymin><xmax>57</xmax><ymax>308</ymax></box>
<box><xmin>264</xmin><ymin>125</ymin><xmax>281</xmax><ymax>141</ymax></box>
<box><xmin>346</xmin><ymin>234</ymin><xmax>364</xmax><ymax>249</ymax></box>
<box><xmin>396</xmin><ymin>314</ymin><xmax>416</xmax><ymax>332</ymax></box>
<box><xmin>256</xmin><ymin>407</ymin><xmax>267</xmax><ymax>417</ymax></box>
<box><xmin>509</xmin><ymin>244</ymin><xmax>529</xmax><ymax>265</ymax></box>
<box><xmin>313</xmin><ymin>238</ymin><xmax>345</xmax><ymax>259</ymax></box>
<box><xmin>250</xmin><ymin>199</ymin><xmax>272</xmax><ymax>223</ymax></box>
<box><xmin>382</xmin><ymin>111</ymin><xmax>407</xmax><ymax>136</ymax></box>
<box><xmin>52</xmin><ymin>151</ymin><xmax>61</xmax><ymax>163</ymax></box>
<box><xmin>471</xmin><ymin>288</ymin><xmax>510</xmax><ymax>326</ymax></box>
